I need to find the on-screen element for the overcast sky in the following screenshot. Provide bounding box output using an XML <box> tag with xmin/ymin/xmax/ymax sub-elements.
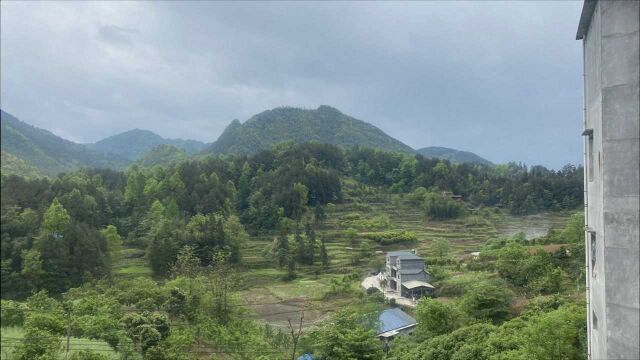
<box><xmin>1</xmin><ymin>1</ymin><xmax>584</xmax><ymax>168</ymax></box>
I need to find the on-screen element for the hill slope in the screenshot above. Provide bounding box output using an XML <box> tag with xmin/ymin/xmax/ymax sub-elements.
<box><xmin>416</xmin><ymin>146</ymin><xmax>492</xmax><ymax>165</ymax></box>
<box><xmin>89</xmin><ymin>129</ymin><xmax>206</xmax><ymax>160</ymax></box>
<box><xmin>206</xmin><ymin>106</ymin><xmax>415</xmax><ymax>155</ymax></box>
<box><xmin>134</xmin><ymin>144</ymin><xmax>189</xmax><ymax>168</ymax></box>
<box><xmin>0</xmin><ymin>110</ymin><xmax>129</xmax><ymax>176</ymax></box>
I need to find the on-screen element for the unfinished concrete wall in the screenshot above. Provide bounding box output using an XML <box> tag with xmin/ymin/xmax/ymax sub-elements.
<box><xmin>581</xmin><ymin>1</ymin><xmax>639</xmax><ymax>359</ymax></box>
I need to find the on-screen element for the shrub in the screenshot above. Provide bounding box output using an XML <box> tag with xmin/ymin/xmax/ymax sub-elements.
<box><xmin>0</xmin><ymin>299</ymin><xmax>27</xmax><ymax>327</ymax></box>
<box><xmin>25</xmin><ymin>312</ymin><xmax>66</xmax><ymax>335</ymax></box>
<box><xmin>423</xmin><ymin>192</ymin><xmax>466</xmax><ymax>219</ymax></box>
<box><xmin>459</xmin><ymin>282</ymin><xmax>514</xmax><ymax>324</ymax></box>
<box><xmin>13</xmin><ymin>328</ymin><xmax>61</xmax><ymax>360</ymax></box>
<box><xmin>366</xmin><ymin>287</ymin><xmax>380</xmax><ymax>295</ymax></box>
<box><xmin>363</xmin><ymin>230</ymin><xmax>417</xmax><ymax>245</ymax></box>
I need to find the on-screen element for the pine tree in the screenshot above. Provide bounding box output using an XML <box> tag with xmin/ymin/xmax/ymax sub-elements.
<box><xmin>284</xmin><ymin>255</ymin><xmax>297</xmax><ymax>281</ymax></box>
<box><xmin>276</xmin><ymin>229</ymin><xmax>289</xmax><ymax>268</ymax></box>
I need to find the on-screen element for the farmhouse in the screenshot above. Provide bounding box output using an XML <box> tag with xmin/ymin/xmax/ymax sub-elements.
<box><xmin>384</xmin><ymin>250</ymin><xmax>434</xmax><ymax>299</ymax></box>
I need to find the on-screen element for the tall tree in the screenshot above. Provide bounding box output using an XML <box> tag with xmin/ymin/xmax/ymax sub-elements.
<box><xmin>304</xmin><ymin>222</ymin><xmax>316</xmax><ymax>265</ymax></box>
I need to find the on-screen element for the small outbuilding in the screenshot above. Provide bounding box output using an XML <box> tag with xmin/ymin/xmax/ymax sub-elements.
<box><xmin>377</xmin><ymin>308</ymin><xmax>418</xmax><ymax>340</ymax></box>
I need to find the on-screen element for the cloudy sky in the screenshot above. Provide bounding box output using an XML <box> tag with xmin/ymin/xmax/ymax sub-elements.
<box><xmin>1</xmin><ymin>1</ymin><xmax>584</xmax><ymax>168</ymax></box>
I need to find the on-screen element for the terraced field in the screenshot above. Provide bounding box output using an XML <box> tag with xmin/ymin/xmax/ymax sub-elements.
<box><xmin>236</xmin><ymin>194</ymin><xmax>573</xmax><ymax>327</ymax></box>
<box><xmin>240</xmin><ymin>196</ymin><xmax>572</xmax><ymax>276</ymax></box>
<box><xmin>109</xmin><ymin>187</ymin><xmax>573</xmax><ymax>331</ymax></box>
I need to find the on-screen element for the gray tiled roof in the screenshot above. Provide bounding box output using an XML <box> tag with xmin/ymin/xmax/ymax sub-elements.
<box><xmin>388</xmin><ymin>251</ymin><xmax>422</xmax><ymax>260</ymax></box>
<box><xmin>399</xmin><ymin>268</ymin><xmax>425</xmax><ymax>275</ymax></box>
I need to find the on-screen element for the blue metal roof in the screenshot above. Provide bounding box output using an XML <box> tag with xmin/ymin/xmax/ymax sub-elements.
<box><xmin>377</xmin><ymin>308</ymin><xmax>417</xmax><ymax>334</ymax></box>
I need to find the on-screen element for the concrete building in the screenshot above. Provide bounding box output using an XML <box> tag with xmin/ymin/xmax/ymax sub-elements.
<box><xmin>576</xmin><ymin>1</ymin><xmax>639</xmax><ymax>359</ymax></box>
<box><xmin>384</xmin><ymin>250</ymin><xmax>434</xmax><ymax>299</ymax></box>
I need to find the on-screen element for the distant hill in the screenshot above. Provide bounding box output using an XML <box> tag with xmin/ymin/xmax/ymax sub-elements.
<box><xmin>206</xmin><ymin>106</ymin><xmax>415</xmax><ymax>155</ymax></box>
<box><xmin>88</xmin><ymin>129</ymin><xmax>206</xmax><ymax>160</ymax></box>
<box><xmin>134</xmin><ymin>144</ymin><xmax>189</xmax><ymax>168</ymax></box>
<box><xmin>0</xmin><ymin>110</ymin><xmax>129</xmax><ymax>176</ymax></box>
<box><xmin>416</xmin><ymin>146</ymin><xmax>492</xmax><ymax>165</ymax></box>
<box><xmin>1</xmin><ymin>107</ymin><xmax>492</xmax><ymax>177</ymax></box>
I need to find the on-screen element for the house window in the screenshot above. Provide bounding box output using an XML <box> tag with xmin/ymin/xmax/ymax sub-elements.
<box><xmin>592</xmin><ymin>311</ymin><xmax>598</xmax><ymax>330</ymax></box>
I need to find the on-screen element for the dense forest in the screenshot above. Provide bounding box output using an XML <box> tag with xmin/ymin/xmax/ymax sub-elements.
<box><xmin>1</xmin><ymin>142</ymin><xmax>582</xmax><ymax>296</ymax></box>
<box><xmin>1</xmin><ymin>142</ymin><xmax>584</xmax><ymax>359</ymax></box>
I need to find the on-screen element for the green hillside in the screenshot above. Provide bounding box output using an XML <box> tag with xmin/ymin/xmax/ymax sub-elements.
<box><xmin>88</xmin><ymin>128</ymin><xmax>206</xmax><ymax>160</ymax></box>
<box><xmin>134</xmin><ymin>144</ymin><xmax>189</xmax><ymax>167</ymax></box>
<box><xmin>0</xmin><ymin>110</ymin><xmax>129</xmax><ymax>176</ymax></box>
<box><xmin>206</xmin><ymin>105</ymin><xmax>415</xmax><ymax>155</ymax></box>
<box><xmin>416</xmin><ymin>146</ymin><xmax>493</xmax><ymax>165</ymax></box>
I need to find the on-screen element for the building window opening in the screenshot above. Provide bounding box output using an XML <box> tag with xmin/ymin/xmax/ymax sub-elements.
<box><xmin>592</xmin><ymin>311</ymin><xmax>598</xmax><ymax>330</ymax></box>
<box><xmin>590</xmin><ymin>231</ymin><xmax>597</xmax><ymax>276</ymax></box>
<box><xmin>583</xmin><ymin>128</ymin><xmax>594</xmax><ymax>182</ymax></box>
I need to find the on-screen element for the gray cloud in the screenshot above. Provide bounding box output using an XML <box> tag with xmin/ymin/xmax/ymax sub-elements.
<box><xmin>1</xmin><ymin>1</ymin><xmax>583</xmax><ymax>168</ymax></box>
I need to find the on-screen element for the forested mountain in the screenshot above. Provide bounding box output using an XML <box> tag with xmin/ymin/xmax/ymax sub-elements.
<box><xmin>0</xmin><ymin>110</ymin><xmax>129</xmax><ymax>177</ymax></box>
<box><xmin>206</xmin><ymin>105</ymin><xmax>415</xmax><ymax>155</ymax></box>
<box><xmin>88</xmin><ymin>128</ymin><xmax>206</xmax><ymax>160</ymax></box>
<box><xmin>417</xmin><ymin>146</ymin><xmax>493</xmax><ymax>165</ymax></box>
<box><xmin>2</xmin><ymin>107</ymin><xmax>494</xmax><ymax>179</ymax></box>
<box><xmin>134</xmin><ymin>144</ymin><xmax>189</xmax><ymax>167</ymax></box>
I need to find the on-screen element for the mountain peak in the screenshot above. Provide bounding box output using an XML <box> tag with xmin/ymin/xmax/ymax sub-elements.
<box><xmin>207</xmin><ymin>106</ymin><xmax>414</xmax><ymax>155</ymax></box>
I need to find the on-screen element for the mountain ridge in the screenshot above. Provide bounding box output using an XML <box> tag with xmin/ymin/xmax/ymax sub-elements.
<box><xmin>1</xmin><ymin>107</ymin><xmax>492</xmax><ymax>177</ymax></box>
<box><xmin>0</xmin><ymin>110</ymin><xmax>130</xmax><ymax>176</ymax></box>
<box><xmin>206</xmin><ymin>105</ymin><xmax>415</xmax><ymax>155</ymax></box>
<box><xmin>88</xmin><ymin>128</ymin><xmax>206</xmax><ymax>160</ymax></box>
<box><xmin>416</xmin><ymin>146</ymin><xmax>492</xmax><ymax>165</ymax></box>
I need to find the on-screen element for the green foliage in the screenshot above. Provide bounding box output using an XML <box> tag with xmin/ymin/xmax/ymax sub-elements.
<box><xmin>415</xmin><ymin>298</ymin><xmax>464</xmax><ymax>339</ymax></box>
<box><xmin>13</xmin><ymin>327</ymin><xmax>62</xmax><ymax>360</ymax></box>
<box><xmin>101</xmin><ymin>225</ymin><xmax>123</xmax><ymax>266</ymax></box>
<box><xmin>304</xmin><ymin>309</ymin><xmax>384</xmax><ymax>360</ymax></box>
<box><xmin>391</xmin><ymin>323</ymin><xmax>497</xmax><ymax>360</ymax></box>
<box><xmin>459</xmin><ymin>281</ymin><xmax>514</xmax><ymax>324</ymax></box>
<box><xmin>120</xmin><ymin>311</ymin><xmax>170</xmax><ymax>354</ymax></box>
<box><xmin>1</xmin><ymin>299</ymin><xmax>27</xmax><ymax>327</ymax></box>
<box><xmin>363</xmin><ymin>230</ymin><xmax>417</xmax><ymax>245</ymax></box>
<box><xmin>423</xmin><ymin>192</ymin><xmax>466</xmax><ymax>219</ymax></box>
<box><xmin>430</xmin><ymin>238</ymin><xmax>451</xmax><ymax>260</ymax></box>
<box><xmin>560</xmin><ymin>212</ymin><xmax>585</xmax><ymax>243</ymax></box>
